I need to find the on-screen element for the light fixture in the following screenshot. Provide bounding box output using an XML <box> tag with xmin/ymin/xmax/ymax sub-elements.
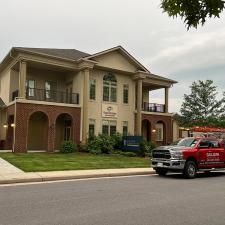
<box><xmin>152</xmin><ymin>129</ymin><xmax>156</xmax><ymax>133</ymax></box>
<box><xmin>11</xmin><ymin>123</ymin><xmax>15</xmax><ymax>127</ymax></box>
<box><xmin>3</xmin><ymin>124</ymin><xmax>8</xmax><ymax>128</ymax></box>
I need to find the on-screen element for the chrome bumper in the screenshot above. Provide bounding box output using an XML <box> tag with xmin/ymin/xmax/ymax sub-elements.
<box><xmin>152</xmin><ymin>158</ymin><xmax>186</xmax><ymax>170</ymax></box>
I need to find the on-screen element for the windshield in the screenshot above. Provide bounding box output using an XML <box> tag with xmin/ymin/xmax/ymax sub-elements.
<box><xmin>176</xmin><ymin>138</ymin><xmax>197</xmax><ymax>147</ymax></box>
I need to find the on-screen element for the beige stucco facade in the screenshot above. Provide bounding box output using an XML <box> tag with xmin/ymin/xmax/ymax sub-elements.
<box><xmin>0</xmin><ymin>46</ymin><xmax>177</xmax><ymax>151</ymax></box>
<box><xmin>88</xmin><ymin>68</ymin><xmax>136</xmax><ymax>135</ymax></box>
<box><xmin>0</xmin><ymin>68</ymin><xmax>11</xmax><ymax>104</ymax></box>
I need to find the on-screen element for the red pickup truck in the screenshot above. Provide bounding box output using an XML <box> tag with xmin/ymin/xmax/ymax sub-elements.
<box><xmin>152</xmin><ymin>137</ymin><xmax>225</xmax><ymax>178</ymax></box>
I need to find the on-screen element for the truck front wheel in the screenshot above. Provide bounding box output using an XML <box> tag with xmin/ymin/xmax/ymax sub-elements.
<box><xmin>183</xmin><ymin>161</ymin><xmax>197</xmax><ymax>179</ymax></box>
<box><xmin>155</xmin><ymin>168</ymin><xmax>168</xmax><ymax>176</ymax></box>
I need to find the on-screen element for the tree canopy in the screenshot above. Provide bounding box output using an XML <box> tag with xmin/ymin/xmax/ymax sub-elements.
<box><xmin>179</xmin><ymin>80</ymin><xmax>225</xmax><ymax>127</ymax></box>
<box><xmin>161</xmin><ymin>0</ymin><xmax>225</xmax><ymax>29</ymax></box>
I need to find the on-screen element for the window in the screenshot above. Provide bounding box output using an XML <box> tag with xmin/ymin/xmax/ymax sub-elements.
<box><xmin>64</xmin><ymin>119</ymin><xmax>72</xmax><ymax>141</ymax></box>
<box><xmin>26</xmin><ymin>80</ymin><xmax>35</xmax><ymax>97</ymax></box>
<box><xmin>122</xmin><ymin>121</ymin><xmax>128</xmax><ymax>136</ymax></box>
<box><xmin>89</xmin><ymin>79</ymin><xmax>96</xmax><ymax>100</ymax></box>
<box><xmin>66</xmin><ymin>83</ymin><xmax>73</xmax><ymax>103</ymax></box>
<box><xmin>156</xmin><ymin>128</ymin><xmax>163</xmax><ymax>141</ymax></box>
<box><xmin>199</xmin><ymin>140</ymin><xmax>220</xmax><ymax>148</ymax></box>
<box><xmin>102</xmin><ymin>120</ymin><xmax>117</xmax><ymax>136</ymax></box>
<box><xmin>199</xmin><ymin>140</ymin><xmax>210</xmax><ymax>148</ymax></box>
<box><xmin>89</xmin><ymin>119</ymin><xmax>95</xmax><ymax>136</ymax></box>
<box><xmin>102</xmin><ymin>120</ymin><xmax>109</xmax><ymax>135</ymax></box>
<box><xmin>45</xmin><ymin>81</ymin><xmax>57</xmax><ymax>100</ymax></box>
<box><xmin>123</xmin><ymin>84</ymin><xmax>129</xmax><ymax>104</ymax></box>
<box><xmin>156</xmin><ymin>123</ymin><xmax>164</xmax><ymax>141</ymax></box>
<box><xmin>209</xmin><ymin>140</ymin><xmax>220</xmax><ymax>148</ymax></box>
<box><xmin>103</xmin><ymin>73</ymin><xmax>117</xmax><ymax>102</ymax></box>
<box><xmin>177</xmin><ymin>138</ymin><xmax>197</xmax><ymax>147</ymax></box>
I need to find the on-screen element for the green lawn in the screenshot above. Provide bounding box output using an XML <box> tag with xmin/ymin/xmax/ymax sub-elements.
<box><xmin>0</xmin><ymin>153</ymin><xmax>150</xmax><ymax>172</ymax></box>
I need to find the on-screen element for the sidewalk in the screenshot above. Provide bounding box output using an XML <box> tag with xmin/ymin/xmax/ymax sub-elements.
<box><xmin>0</xmin><ymin>158</ymin><xmax>154</xmax><ymax>185</ymax></box>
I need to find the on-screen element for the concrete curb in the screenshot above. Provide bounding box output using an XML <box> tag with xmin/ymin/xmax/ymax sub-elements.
<box><xmin>0</xmin><ymin>168</ymin><xmax>155</xmax><ymax>185</ymax></box>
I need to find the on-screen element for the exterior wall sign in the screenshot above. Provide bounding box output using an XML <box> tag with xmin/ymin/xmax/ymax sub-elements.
<box><xmin>102</xmin><ymin>104</ymin><xmax>118</xmax><ymax>118</ymax></box>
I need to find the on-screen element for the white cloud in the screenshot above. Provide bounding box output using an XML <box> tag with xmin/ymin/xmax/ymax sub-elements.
<box><xmin>147</xmin><ymin>28</ymin><xmax>225</xmax><ymax>75</ymax></box>
<box><xmin>0</xmin><ymin>0</ymin><xmax>225</xmax><ymax>113</ymax></box>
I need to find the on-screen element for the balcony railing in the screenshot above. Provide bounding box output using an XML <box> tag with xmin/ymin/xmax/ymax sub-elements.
<box><xmin>12</xmin><ymin>90</ymin><xmax>19</xmax><ymax>101</ymax></box>
<box><xmin>143</xmin><ymin>102</ymin><xmax>165</xmax><ymax>113</ymax></box>
<box><xmin>25</xmin><ymin>88</ymin><xmax>79</xmax><ymax>104</ymax></box>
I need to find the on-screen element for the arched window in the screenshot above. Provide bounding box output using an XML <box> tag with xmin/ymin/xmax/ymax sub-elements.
<box><xmin>103</xmin><ymin>73</ymin><xmax>117</xmax><ymax>102</ymax></box>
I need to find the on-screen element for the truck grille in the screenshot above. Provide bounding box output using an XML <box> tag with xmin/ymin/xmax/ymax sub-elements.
<box><xmin>152</xmin><ymin>150</ymin><xmax>171</xmax><ymax>159</ymax></box>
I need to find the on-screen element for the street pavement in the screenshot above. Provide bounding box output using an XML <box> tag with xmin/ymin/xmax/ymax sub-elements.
<box><xmin>0</xmin><ymin>172</ymin><xmax>225</xmax><ymax>225</ymax></box>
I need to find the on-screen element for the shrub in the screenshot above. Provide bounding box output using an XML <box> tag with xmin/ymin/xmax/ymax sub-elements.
<box><xmin>60</xmin><ymin>141</ymin><xmax>77</xmax><ymax>153</ymax></box>
<box><xmin>138</xmin><ymin>140</ymin><xmax>157</xmax><ymax>157</ymax></box>
<box><xmin>111</xmin><ymin>132</ymin><xmax>123</xmax><ymax>149</ymax></box>
<box><xmin>79</xmin><ymin>143</ymin><xmax>89</xmax><ymax>153</ymax></box>
<box><xmin>87</xmin><ymin>134</ymin><xmax>114</xmax><ymax>154</ymax></box>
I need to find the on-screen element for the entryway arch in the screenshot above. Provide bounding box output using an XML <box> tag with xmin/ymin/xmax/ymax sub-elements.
<box><xmin>155</xmin><ymin>120</ymin><xmax>166</xmax><ymax>144</ymax></box>
<box><xmin>27</xmin><ymin>111</ymin><xmax>49</xmax><ymax>151</ymax></box>
<box><xmin>55</xmin><ymin>113</ymin><xmax>73</xmax><ymax>150</ymax></box>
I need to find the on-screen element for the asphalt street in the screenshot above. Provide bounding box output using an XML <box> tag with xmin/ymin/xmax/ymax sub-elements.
<box><xmin>0</xmin><ymin>172</ymin><xmax>225</xmax><ymax>225</ymax></box>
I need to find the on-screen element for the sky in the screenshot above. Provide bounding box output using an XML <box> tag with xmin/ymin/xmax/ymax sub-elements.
<box><xmin>0</xmin><ymin>0</ymin><xmax>225</xmax><ymax>112</ymax></box>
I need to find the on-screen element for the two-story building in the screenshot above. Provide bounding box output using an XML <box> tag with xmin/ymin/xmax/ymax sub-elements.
<box><xmin>0</xmin><ymin>46</ymin><xmax>177</xmax><ymax>152</ymax></box>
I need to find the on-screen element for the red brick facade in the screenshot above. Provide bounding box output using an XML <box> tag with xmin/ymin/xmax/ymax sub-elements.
<box><xmin>141</xmin><ymin>113</ymin><xmax>173</xmax><ymax>145</ymax></box>
<box><xmin>5</xmin><ymin>102</ymin><xmax>81</xmax><ymax>153</ymax></box>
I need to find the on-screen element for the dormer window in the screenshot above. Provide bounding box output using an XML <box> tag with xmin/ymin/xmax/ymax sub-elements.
<box><xmin>103</xmin><ymin>73</ymin><xmax>117</xmax><ymax>102</ymax></box>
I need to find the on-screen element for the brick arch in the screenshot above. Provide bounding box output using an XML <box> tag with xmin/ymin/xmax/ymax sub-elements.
<box><xmin>27</xmin><ymin>111</ymin><xmax>49</xmax><ymax>151</ymax></box>
<box><xmin>155</xmin><ymin>120</ymin><xmax>167</xmax><ymax>145</ymax></box>
<box><xmin>54</xmin><ymin>112</ymin><xmax>74</xmax><ymax>124</ymax></box>
<box><xmin>27</xmin><ymin>109</ymin><xmax>50</xmax><ymax>122</ymax></box>
<box><xmin>142</xmin><ymin>114</ymin><xmax>173</xmax><ymax>145</ymax></box>
<box><xmin>54</xmin><ymin>113</ymin><xmax>74</xmax><ymax>150</ymax></box>
<box><xmin>12</xmin><ymin>102</ymin><xmax>81</xmax><ymax>153</ymax></box>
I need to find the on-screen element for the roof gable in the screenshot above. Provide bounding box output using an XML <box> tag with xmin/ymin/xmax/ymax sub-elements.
<box><xmin>85</xmin><ymin>46</ymin><xmax>149</xmax><ymax>73</ymax></box>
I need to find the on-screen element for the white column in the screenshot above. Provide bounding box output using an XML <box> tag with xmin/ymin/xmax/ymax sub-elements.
<box><xmin>165</xmin><ymin>87</ymin><xmax>169</xmax><ymax>113</ymax></box>
<box><xmin>82</xmin><ymin>68</ymin><xmax>90</xmax><ymax>143</ymax></box>
<box><xmin>19</xmin><ymin>61</ymin><xmax>27</xmax><ymax>98</ymax></box>
<box><xmin>136</xmin><ymin>79</ymin><xmax>143</xmax><ymax>136</ymax></box>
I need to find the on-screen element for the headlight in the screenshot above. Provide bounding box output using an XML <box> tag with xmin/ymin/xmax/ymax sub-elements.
<box><xmin>170</xmin><ymin>151</ymin><xmax>183</xmax><ymax>159</ymax></box>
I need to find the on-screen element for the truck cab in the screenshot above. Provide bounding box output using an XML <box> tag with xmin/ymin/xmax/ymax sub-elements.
<box><xmin>152</xmin><ymin>137</ymin><xmax>225</xmax><ymax>178</ymax></box>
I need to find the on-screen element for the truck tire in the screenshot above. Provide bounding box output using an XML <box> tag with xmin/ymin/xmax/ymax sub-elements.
<box><xmin>183</xmin><ymin>161</ymin><xmax>197</xmax><ymax>179</ymax></box>
<box><xmin>155</xmin><ymin>168</ymin><xmax>168</xmax><ymax>176</ymax></box>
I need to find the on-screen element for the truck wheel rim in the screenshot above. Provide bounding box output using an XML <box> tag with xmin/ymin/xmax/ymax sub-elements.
<box><xmin>188</xmin><ymin>164</ymin><xmax>195</xmax><ymax>176</ymax></box>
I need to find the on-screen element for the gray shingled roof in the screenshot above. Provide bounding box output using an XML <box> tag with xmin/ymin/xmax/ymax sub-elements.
<box><xmin>14</xmin><ymin>47</ymin><xmax>90</xmax><ymax>61</ymax></box>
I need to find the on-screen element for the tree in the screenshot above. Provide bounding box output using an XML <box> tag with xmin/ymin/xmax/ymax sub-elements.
<box><xmin>180</xmin><ymin>80</ymin><xmax>225</xmax><ymax>127</ymax></box>
<box><xmin>161</xmin><ymin>0</ymin><xmax>225</xmax><ymax>29</ymax></box>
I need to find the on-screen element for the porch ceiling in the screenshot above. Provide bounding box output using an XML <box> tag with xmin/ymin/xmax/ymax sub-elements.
<box><xmin>143</xmin><ymin>75</ymin><xmax>177</xmax><ymax>90</ymax></box>
<box><xmin>142</xmin><ymin>82</ymin><xmax>168</xmax><ymax>91</ymax></box>
<box><xmin>12</xmin><ymin>60</ymin><xmax>78</xmax><ymax>73</ymax></box>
